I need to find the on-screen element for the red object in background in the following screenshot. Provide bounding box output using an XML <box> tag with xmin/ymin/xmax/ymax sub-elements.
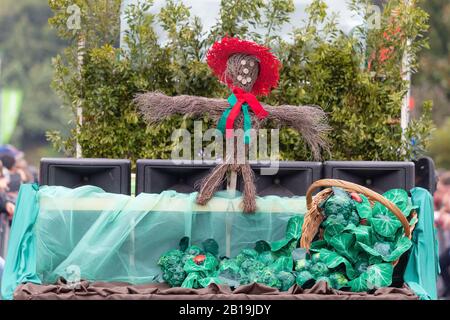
<box><xmin>360</xmin><ymin>219</ymin><xmax>368</xmax><ymax>225</ymax></box>
<box><xmin>206</xmin><ymin>36</ymin><xmax>281</xmax><ymax>97</ymax></box>
<box><xmin>193</xmin><ymin>255</ymin><xmax>206</xmax><ymax>265</ymax></box>
<box><xmin>367</xmin><ymin>22</ymin><xmax>404</xmax><ymax>72</ymax></box>
<box><xmin>409</xmin><ymin>97</ymin><xmax>415</xmax><ymax>111</ymax></box>
<box><xmin>379</xmin><ymin>47</ymin><xmax>394</xmax><ymax>62</ymax></box>
<box><xmin>350</xmin><ymin>192</ymin><xmax>362</xmax><ymax>203</ymax></box>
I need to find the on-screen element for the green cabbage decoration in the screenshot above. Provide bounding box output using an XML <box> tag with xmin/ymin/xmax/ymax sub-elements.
<box><xmin>158</xmin><ymin>187</ymin><xmax>415</xmax><ymax>293</ymax></box>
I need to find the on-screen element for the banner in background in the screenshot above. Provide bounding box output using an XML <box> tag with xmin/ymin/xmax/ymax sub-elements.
<box><xmin>0</xmin><ymin>89</ymin><xmax>23</xmax><ymax>144</ymax></box>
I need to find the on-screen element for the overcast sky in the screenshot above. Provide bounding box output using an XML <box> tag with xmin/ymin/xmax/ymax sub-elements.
<box><xmin>120</xmin><ymin>0</ymin><xmax>365</xmax><ymax>47</ymax></box>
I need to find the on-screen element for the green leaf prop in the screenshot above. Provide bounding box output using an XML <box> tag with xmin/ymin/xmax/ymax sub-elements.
<box><xmin>369</xmin><ymin>255</ymin><xmax>384</xmax><ymax>265</ymax></box>
<box><xmin>310</xmin><ymin>239</ymin><xmax>328</xmax><ymax>250</ymax></box>
<box><xmin>296</xmin><ymin>270</ymin><xmax>314</xmax><ymax>286</ymax></box>
<box><xmin>357</xmin><ymin>237</ymin><xmax>411</xmax><ymax>264</ymax></box>
<box><xmin>271</xmin><ymin>216</ymin><xmax>303</xmax><ymax>254</ymax></box>
<box><xmin>202</xmin><ymin>239</ymin><xmax>219</xmax><ymax>256</ymax></box>
<box><xmin>258</xmin><ymin>268</ymin><xmax>281</xmax><ymax>288</ymax></box>
<box><xmin>255</xmin><ymin>240</ymin><xmax>271</xmax><ymax>253</ymax></box>
<box><xmin>310</xmin><ymin>262</ymin><xmax>329</xmax><ymax>278</ymax></box>
<box><xmin>219</xmin><ymin>259</ymin><xmax>240</xmax><ymax>274</ymax></box>
<box><xmin>179</xmin><ymin>236</ymin><xmax>190</xmax><ymax>252</ymax></box>
<box><xmin>348</xmin><ymin>272</ymin><xmax>369</xmax><ymax>292</ymax></box>
<box><xmin>329</xmin><ymin>272</ymin><xmax>348</xmax><ymax>289</ymax></box>
<box><xmin>286</xmin><ymin>215</ymin><xmax>304</xmax><ymax>239</ymax></box>
<box><xmin>312</xmin><ymin>248</ymin><xmax>357</xmax><ymax>279</ymax></box>
<box><xmin>240</xmin><ymin>259</ymin><xmax>265</xmax><ymax>274</ymax></box>
<box><xmin>158</xmin><ymin>249</ymin><xmax>184</xmax><ymax>268</ymax></box>
<box><xmin>182</xmin><ymin>272</ymin><xmax>201</xmax><ymax>288</ymax></box>
<box><xmin>236</xmin><ymin>249</ymin><xmax>259</xmax><ymax>265</ymax></box>
<box><xmin>323</xmin><ymin>221</ymin><xmax>345</xmax><ymax>242</ymax></box>
<box><xmin>370</xmin><ymin>215</ymin><xmax>403</xmax><ymax>238</ymax></box>
<box><xmin>272</xmin><ymin>238</ymin><xmax>298</xmax><ymax>257</ymax></box>
<box><xmin>372</xmin><ymin>189</ymin><xmax>410</xmax><ymax>218</ymax></box>
<box><xmin>217</xmin><ymin>260</ymin><xmax>241</xmax><ymax>287</ymax></box>
<box><xmin>198</xmin><ymin>277</ymin><xmax>223</xmax><ymax>288</ymax></box>
<box><xmin>384</xmin><ymin>237</ymin><xmax>413</xmax><ymax>262</ymax></box>
<box><xmin>269</xmin><ymin>256</ymin><xmax>294</xmax><ymax>272</ymax></box>
<box><xmin>348</xmin><ymin>211</ymin><xmax>360</xmax><ymax>227</ymax></box>
<box><xmin>357</xmin><ymin>241</ymin><xmax>384</xmax><ymax>258</ymax></box>
<box><xmin>344</xmin><ymin>224</ymin><xmax>372</xmax><ymax>245</ymax></box>
<box><xmin>329</xmin><ymin>233</ymin><xmax>355</xmax><ymax>258</ymax></box>
<box><xmin>162</xmin><ymin>265</ymin><xmax>186</xmax><ymax>286</ymax></box>
<box><xmin>271</xmin><ymin>238</ymin><xmax>291</xmax><ymax>252</ymax></box>
<box><xmin>277</xmin><ymin>271</ymin><xmax>296</xmax><ymax>291</ymax></box>
<box><xmin>323</xmin><ymin>214</ymin><xmax>347</xmax><ymax>227</ymax></box>
<box><xmin>258</xmin><ymin>251</ymin><xmax>275</xmax><ymax>265</ymax></box>
<box><xmin>354</xmin><ymin>194</ymin><xmax>372</xmax><ymax>219</ymax></box>
<box><xmin>366</xmin><ymin>263</ymin><xmax>393</xmax><ymax>289</ymax></box>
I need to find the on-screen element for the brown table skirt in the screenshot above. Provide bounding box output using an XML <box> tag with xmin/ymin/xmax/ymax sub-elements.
<box><xmin>13</xmin><ymin>280</ymin><xmax>418</xmax><ymax>300</ymax></box>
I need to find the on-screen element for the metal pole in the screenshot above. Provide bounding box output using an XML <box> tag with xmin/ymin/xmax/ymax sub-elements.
<box><xmin>401</xmin><ymin>0</ymin><xmax>412</xmax><ymax>152</ymax></box>
<box><xmin>76</xmin><ymin>35</ymin><xmax>85</xmax><ymax>158</ymax></box>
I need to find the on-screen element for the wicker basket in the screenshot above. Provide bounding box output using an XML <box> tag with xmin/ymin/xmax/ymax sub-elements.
<box><xmin>299</xmin><ymin>179</ymin><xmax>417</xmax><ymax>266</ymax></box>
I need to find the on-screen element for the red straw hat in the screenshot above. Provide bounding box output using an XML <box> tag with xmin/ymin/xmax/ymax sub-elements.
<box><xmin>206</xmin><ymin>36</ymin><xmax>281</xmax><ymax>96</ymax></box>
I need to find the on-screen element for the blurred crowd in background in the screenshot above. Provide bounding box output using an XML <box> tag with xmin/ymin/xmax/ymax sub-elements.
<box><xmin>0</xmin><ymin>145</ymin><xmax>37</xmax><ymax>222</ymax></box>
<box><xmin>0</xmin><ymin>144</ymin><xmax>38</xmax><ymax>287</ymax></box>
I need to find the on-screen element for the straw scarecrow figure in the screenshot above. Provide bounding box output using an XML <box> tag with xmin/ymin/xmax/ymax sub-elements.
<box><xmin>135</xmin><ymin>37</ymin><xmax>329</xmax><ymax>213</ymax></box>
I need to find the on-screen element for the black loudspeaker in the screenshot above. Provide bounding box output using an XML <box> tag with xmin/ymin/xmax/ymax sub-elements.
<box><xmin>413</xmin><ymin>157</ymin><xmax>437</xmax><ymax>194</ymax></box>
<box><xmin>323</xmin><ymin>161</ymin><xmax>415</xmax><ymax>194</ymax></box>
<box><xmin>135</xmin><ymin>160</ymin><xmax>221</xmax><ymax>195</ymax></box>
<box><xmin>40</xmin><ymin>158</ymin><xmax>131</xmax><ymax>195</ymax></box>
<box><xmin>240</xmin><ymin>162</ymin><xmax>323</xmax><ymax>197</ymax></box>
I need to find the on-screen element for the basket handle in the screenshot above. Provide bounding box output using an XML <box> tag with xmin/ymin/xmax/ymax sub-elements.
<box><xmin>306</xmin><ymin>179</ymin><xmax>411</xmax><ymax>239</ymax></box>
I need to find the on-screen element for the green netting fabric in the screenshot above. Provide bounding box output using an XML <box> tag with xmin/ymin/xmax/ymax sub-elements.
<box><xmin>2</xmin><ymin>184</ymin><xmax>305</xmax><ymax>299</ymax></box>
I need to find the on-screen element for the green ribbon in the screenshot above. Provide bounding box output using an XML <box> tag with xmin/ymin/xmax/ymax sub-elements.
<box><xmin>217</xmin><ymin>93</ymin><xmax>252</xmax><ymax>144</ymax></box>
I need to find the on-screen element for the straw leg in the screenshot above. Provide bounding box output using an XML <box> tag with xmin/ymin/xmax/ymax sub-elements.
<box><xmin>196</xmin><ymin>163</ymin><xmax>229</xmax><ymax>205</ymax></box>
<box><xmin>241</xmin><ymin>164</ymin><xmax>256</xmax><ymax>213</ymax></box>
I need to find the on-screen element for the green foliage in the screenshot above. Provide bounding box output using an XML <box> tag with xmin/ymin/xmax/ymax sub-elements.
<box><xmin>412</xmin><ymin>0</ymin><xmax>450</xmax><ymax>127</ymax></box>
<box><xmin>428</xmin><ymin>118</ymin><xmax>450</xmax><ymax>169</ymax></box>
<box><xmin>48</xmin><ymin>0</ymin><xmax>433</xmax><ymax>163</ymax></box>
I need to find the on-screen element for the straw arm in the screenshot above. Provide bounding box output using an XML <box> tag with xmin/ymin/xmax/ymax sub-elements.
<box><xmin>262</xmin><ymin>104</ymin><xmax>331</xmax><ymax>160</ymax></box>
<box><xmin>134</xmin><ymin>91</ymin><xmax>229</xmax><ymax>125</ymax></box>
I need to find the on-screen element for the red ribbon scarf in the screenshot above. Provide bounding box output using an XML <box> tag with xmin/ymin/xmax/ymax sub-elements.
<box><xmin>225</xmin><ymin>87</ymin><xmax>269</xmax><ymax>138</ymax></box>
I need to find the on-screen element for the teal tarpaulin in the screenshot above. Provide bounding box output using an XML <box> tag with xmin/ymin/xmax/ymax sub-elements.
<box><xmin>1</xmin><ymin>184</ymin><xmax>42</xmax><ymax>300</ymax></box>
<box><xmin>404</xmin><ymin>187</ymin><xmax>440</xmax><ymax>300</ymax></box>
<box><xmin>1</xmin><ymin>184</ymin><xmax>440</xmax><ymax>300</ymax></box>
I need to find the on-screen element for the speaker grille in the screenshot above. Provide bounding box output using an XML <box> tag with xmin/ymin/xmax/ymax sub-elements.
<box><xmin>136</xmin><ymin>160</ymin><xmax>221</xmax><ymax>195</ymax></box>
<box><xmin>324</xmin><ymin>161</ymin><xmax>415</xmax><ymax>193</ymax></box>
<box><xmin>240</xmin><ymin>162</ymin><xmax>322</xmax><ymax>196</ymax></box>
<box><xmin>40</xmin><ymin>158</ymin><xmax>131</xmax><ymax>195</ymax></box>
